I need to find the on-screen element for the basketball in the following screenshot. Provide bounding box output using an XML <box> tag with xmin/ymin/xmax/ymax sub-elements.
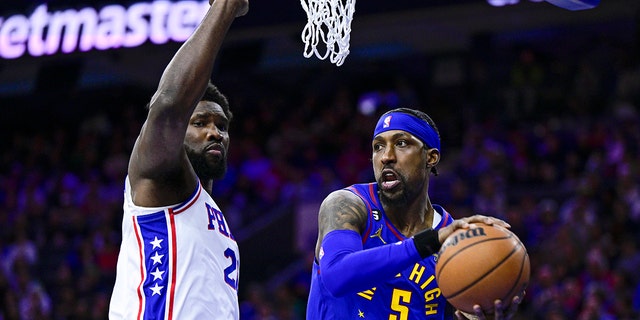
<box><xmin>435</xmin><ymin>223</ymin><xmax>530</xmax><ymax>314</ymax></box>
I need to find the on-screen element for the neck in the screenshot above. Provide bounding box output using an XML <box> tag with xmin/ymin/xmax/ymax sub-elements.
<box><xmin>384</xmin><ymin>198</ymin><xmax>434</xmax><ymax>237</ymax></box>
<box><xmin>200</xmin><ymin>178</ymin><xmax>213</xmax><ymax>196</ymax></box>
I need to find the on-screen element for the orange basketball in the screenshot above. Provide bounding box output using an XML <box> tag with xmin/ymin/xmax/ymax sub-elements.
<box><xmin>435</xmin><ymin>223</ymin><xmax>530</xmax><ymax>314</ymax></box>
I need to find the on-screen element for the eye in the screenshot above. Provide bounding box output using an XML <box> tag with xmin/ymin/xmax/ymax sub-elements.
<box><xmin>372</xmin><ymin>143</ymin><xmax>383</xmax><ymax>152</ymax></box>
<box><xmin>217</xmin><ymin>123</ymin><xmax>229</xmax><ymax>132</ymax></box>
<box><xmin>192</xmin><ymin>120</ymin><xmax>204</xmax><ymax>127</ymax></box>
<box><xmin>396</xmin><ymin>140</ymin><xmax>408</xmax><ymax>147</ymax></box>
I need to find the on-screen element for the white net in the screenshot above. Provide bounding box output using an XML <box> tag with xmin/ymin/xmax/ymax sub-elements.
<box><xmin>300</xmin><ymin>0</ymin><xmax>356</xmax><ymax>66</ymax></box>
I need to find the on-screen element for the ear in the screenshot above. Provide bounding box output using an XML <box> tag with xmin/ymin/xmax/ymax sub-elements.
<box><xmin>426</xmin><ymin>148</ymin><xmax>440</xmax><ymax>169</ymax></box>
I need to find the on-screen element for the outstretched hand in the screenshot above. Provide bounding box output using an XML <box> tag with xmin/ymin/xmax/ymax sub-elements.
<box><xmin>437</xmin><ymin>214</ymin><xmax>511</xmax><ymax>244</ymax></box>
<box><xmin>454</xmin><ymin>293</ymin><xmax>524</xmax><ymax>320</ymax></box>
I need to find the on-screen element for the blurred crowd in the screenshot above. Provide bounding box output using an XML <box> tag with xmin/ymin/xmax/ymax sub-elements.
<box><xmin>1</xmin><ymin>19</ymin><xmax>640</xmax><ymax>320</ymax></box>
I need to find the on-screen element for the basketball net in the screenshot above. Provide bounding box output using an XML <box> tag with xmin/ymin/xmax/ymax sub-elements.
<box><xmin>300</xmin><ymin>0</ymin><xmax>355</xmax><ymax>66</ymax></box>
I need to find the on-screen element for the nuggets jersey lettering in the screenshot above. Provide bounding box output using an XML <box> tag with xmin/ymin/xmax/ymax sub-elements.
<box><xmin>109</xmin><ymin>177</ymin><xmax>239</xmax><ymax>319</ymax></box>
<box><xmin>307</xmin><ymin>183</ymin><xmax>454</xmax><ymax>320</ymax></box>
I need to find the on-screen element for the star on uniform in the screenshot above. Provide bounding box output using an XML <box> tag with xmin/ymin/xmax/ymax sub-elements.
<box><xmin>150</xmin><ymin>282</ymin><xmax>164</xmax><ymax>296</ymax></box>
<box><xmin>150</xmin><ymin>267</ymin><xmax>165</xmax><ymax>280</ymax></box>
<box><xmin>150</xmin><ymin>251</ymin><xmax>164</xmax><ymax>265</ymax></box>
<box><xmin>150</xmin><ymin>236</ymin><xmax>163</xmax><ymax>249</ymax></box>
<box><xmin>358</xmin><ymin>310</ymin><xmax>365</xmax><ymax>318</ymax></box>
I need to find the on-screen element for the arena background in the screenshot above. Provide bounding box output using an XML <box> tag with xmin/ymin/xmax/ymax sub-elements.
<box><xmin>1</xmin><ymin>0</ymin><xmax>639</xmax><ymax>319</ymax></box>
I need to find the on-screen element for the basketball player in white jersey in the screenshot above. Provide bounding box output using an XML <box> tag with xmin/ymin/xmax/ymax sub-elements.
<box><xmin>109</xmin><ymin>0</ymin><xmax>248</xmax><ymax>318</ymax></box>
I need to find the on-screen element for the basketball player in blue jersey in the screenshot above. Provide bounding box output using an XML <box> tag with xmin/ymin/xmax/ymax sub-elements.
<box><xmin>108</xmin><ymin>0</ymin><xmax>248</xmax><ymax>319</ymax></box>
<box><xmin>307</xmin><ymin>108</ymin><xmax>523</xmax><ymax>320</ymax></box>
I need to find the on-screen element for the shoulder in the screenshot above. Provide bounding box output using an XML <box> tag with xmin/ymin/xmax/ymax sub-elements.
<box><xmin>322</xmin><ymin>189</ymin><xmax>364</xmax><ymax>208</ymax></box>
<box><xmin>128</xmin><ymin>172</ymin><xmax>198</xmax><ymax>208</ymax></box>
<box><xmin>318</xmin><ymin>189</ymin><xmax>368</xmax><ymax>233</ymax></box>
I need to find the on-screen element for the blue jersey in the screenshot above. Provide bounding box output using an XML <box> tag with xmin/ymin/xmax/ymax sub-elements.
<box><xmin>307</xmin><ymin>183</ymin><xmax>455</xmax><ymax>320</ymax></box>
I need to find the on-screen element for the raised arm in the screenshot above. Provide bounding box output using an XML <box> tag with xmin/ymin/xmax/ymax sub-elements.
<box><xmin>128</xmin><ymin>0</ymin><xmax>248</xmax><ymax>206</ymax></box>
<box><xmin>150</xmin><ymin>0</ymin><xmax>247</xmax><ymax>119</ymax></box>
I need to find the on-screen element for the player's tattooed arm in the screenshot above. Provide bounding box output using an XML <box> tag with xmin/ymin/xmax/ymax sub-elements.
<box><xmin>317</xmin><ymin>190</ymin><xmax>367</xmax><ymax>244</ymax></box>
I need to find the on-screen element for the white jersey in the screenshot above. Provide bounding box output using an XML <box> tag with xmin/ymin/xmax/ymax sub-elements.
<box><xmin>109</xmin><ymin>177</ymin><xmax>240</xmax><ymax>319</ymax></box>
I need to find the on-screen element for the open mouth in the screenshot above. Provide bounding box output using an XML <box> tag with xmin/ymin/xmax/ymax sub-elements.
<box><xmin>380</xmin><ymin>169</ymin><xmax>400</xmax><ymax>190</ymax></box>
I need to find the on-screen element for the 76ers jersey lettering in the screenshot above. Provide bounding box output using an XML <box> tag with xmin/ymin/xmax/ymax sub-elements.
<box><xmin>109</xmin><ymin>177</ymin><xmax>240</xmax><ymax>319</ymax></box>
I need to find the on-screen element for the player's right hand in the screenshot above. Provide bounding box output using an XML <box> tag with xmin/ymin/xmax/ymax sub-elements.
<box><xmin>453</xmin><ymin>293</ymin><xmax>524</xmax><ymax>320</ymax></box>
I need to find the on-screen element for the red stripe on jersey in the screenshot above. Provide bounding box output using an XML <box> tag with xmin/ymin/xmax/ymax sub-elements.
<box><xmin>172</xmin><ymin>183</ymin><xmax>202</xmax><ymax>214</ymax></box>
<box><xmin>132</xmin><ymin>216</ymin><xmax>145</xmax><ymax>320</ymax></box>
<box><xmin>442</xmin><ymin>212</ymin><xmax>451</xmax><ymax>226</ymax></box>
<box><xmin>385</xmin><ymin>219</ymin><xmax>405</xmax><ymax>241</ymax></box>
<box><xmin>367</xmin><ymin>184</ymin><xmax>380</xmax><ymax>208</ymax></box>
<box><xmin>166</xmin><ymin>210</ymin><xmax>179</xmax><ymax>320</ymax></box>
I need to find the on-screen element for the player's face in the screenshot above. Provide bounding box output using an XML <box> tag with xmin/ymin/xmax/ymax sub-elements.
<box><xmin>184</xmin><ymin>101</ymin><xmax>230</xmax><ymax>180</ymax></box>
<box><xmin>372</xmin><ymin>130</ymin><xmax>429</xmax><ymax>205</ymax></box>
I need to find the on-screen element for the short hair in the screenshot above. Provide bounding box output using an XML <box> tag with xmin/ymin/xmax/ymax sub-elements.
<box><xmin>203</xmin><ymin>82</ymin><xmax>233</xmax><ymax>122</ymax></box>
<box><xmin>381</xmin><ymin>107</ymin><xmax>440</xmax><ymax>175</ymax></box>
